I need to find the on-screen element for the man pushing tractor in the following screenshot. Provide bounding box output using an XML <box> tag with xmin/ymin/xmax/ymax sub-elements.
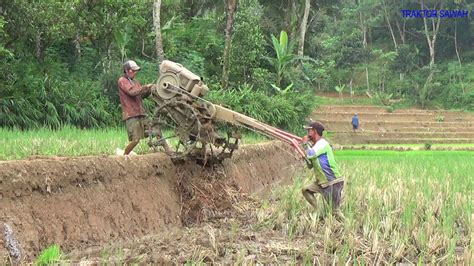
<box><xmin>301</xmin><ymin>121</ymin><xmax>345</xmax><ymax>220</ymax></box>
<box><xmin>116</xmin><ymin>59</ymin><xmax>344</xmax><ymax>219</ymax></box>
<box><xmin>117</xmin><ymin>60</ymin><xmax>171</xmax><ymax>156</ymax></box>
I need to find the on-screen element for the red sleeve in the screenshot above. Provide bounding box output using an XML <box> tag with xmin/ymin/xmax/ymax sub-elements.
<box><xmin>118</xmin><ymin>77</ymin><xmax>144</xmax><ymax>97</ymax></box>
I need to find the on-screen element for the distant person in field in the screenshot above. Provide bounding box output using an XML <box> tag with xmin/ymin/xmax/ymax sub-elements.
<box><xmin>351</xmin><ymin>113</ymin><xmax>359</xmax><ymax>133</ymax></box>
<box><xmin>117</xmin><ymin>60</ymin><xmax>155</xmax><ymax>155</ymax></box>
<box><xmin>301</xmin><ymin>121</ymin><xmax>344</xmax><ymax>220</ymax></box>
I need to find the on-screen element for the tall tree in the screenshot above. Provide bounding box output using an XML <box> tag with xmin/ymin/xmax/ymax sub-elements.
<box><xmin>421</xmin><ymin>1</ymin><xmax>443</xmax><ymax>68</ymax></box>
<box><xmin>221</xmin><ymin>0</ymin><xmax>238</xmax><ymax>89</ymax></box>
<box><xmin>381</xmin><ymin>0</ymin><xmax>398</xmax><ymax>50</ymax></box>
<box><xmin>153</xmin><ymin>0</ymin><xmax>165</xmax><ymax>63</ymax></box>
<box><xmin>297</xmin><ymin>0</ymin><xmax>310</xmax><ymax>57</ymax></box>
<box><xmin>357</xmin><ymin>0</ymin><xmax>371</xmax><ymax>91</ymax></box>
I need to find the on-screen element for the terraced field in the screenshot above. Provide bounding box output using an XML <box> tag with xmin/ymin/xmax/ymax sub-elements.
<box><xmin>313</xmin><ymin>105</ymin><xmax>474</xmax><ymax>145</ymax></box>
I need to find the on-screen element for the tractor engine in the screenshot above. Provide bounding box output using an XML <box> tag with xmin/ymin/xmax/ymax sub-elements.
<box><xmin>148</xmin><ymin>60</ymin><xmax>237</xmax><ymax>164</ymax></box>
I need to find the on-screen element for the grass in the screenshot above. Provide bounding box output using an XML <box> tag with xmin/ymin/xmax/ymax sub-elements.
<box><xmin>360</xmin><ymin>143</ymin><xmax>474</xmax><ymax>147</ymax></box>
<box><xmin>315</xmin><ymin>95</ymin><xmax>375</xmax><ymax>106</ymax></box>
<box><xmin>0</xmin><ymin>126</ymin><xmax>129</xmax><ymax>160</ymax></box>
<box><xmin>7</xmin><ymin>143</ymin><xmax>471</xmax><ymax>264</ymax></box>
<box><xmin>35</xmin><ymin>244</ymin><xmax>63</xmax><ymax>265</ymax></box>
<box><xmin>0</xmin><ymin>127</ymin><xmax>271</xmax><ymax>160</ymax></box>
<box><xmin>341</xmin><ymin>143</ymin><xmax>474</xmax><ymax>151</ymax></box>
<box><xmin>256</xmin><ymin>150</ymin><xmax>473</xmax><ymax>264</ymax></box>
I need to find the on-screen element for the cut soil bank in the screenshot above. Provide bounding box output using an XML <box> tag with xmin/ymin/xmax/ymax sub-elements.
<box><xmin>0</xmin><ymin>142</ymin><xmax>302</xmax><ymax>261</ymax></box>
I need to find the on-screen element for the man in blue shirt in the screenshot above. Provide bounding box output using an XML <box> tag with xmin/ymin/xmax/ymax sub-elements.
<box><xmin>351</xmin><ymin>113</ymin><xmax>359</xmax><ymax>133</ymax></box>
<box><xmin>301</xmin><ymin>121</ymin><xmax>344</xmax><ymax>220</ymax></box>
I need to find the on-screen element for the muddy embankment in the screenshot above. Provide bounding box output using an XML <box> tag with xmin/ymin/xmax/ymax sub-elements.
<box><xmin>0</xmin><ymin>142</ymin><xmax>302</xmax><ymax>261</ymax></box>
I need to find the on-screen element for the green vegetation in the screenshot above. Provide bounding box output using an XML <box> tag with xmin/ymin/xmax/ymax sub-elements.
<box><xmin>2</xmin><ymin>125</ymin><xmax>471</xmax><ymax>160</ymax></box>
<box><xmin>208</xmin><ymin>84</ymin><xmax>315</xmax><ymax>133</ymax></box>
<box><xmin>0</xmin><ymin>127</ymin><xmax>129</xmax><ymax>160</ymax></box>
<box><xmin>257</xmin><ymin>150</ymin><xmax>473</xmax><ymax>263</ymax></box>
<box><xmin>1</xmin><ymin>1</ymin><xmax>473</xmax><ymax>131</ymax></box>
<box><xmin>346</xmin><ymin>143</ymin><xmax>474</xmax><ymax>149</ymax></box>
<box><xmin>36</xmin><ymin>244</ymin><xmax>63</xmax><ymax>266</ymax></box>
<box><xmin>314</xmin><ymin>95</ymin><xmax>376</xmax><ymax>106</ymax></box>
<box><xmin>0</xmin><ymin>127</ymin><xmax>271</xmax><ymax>160</ymax></box>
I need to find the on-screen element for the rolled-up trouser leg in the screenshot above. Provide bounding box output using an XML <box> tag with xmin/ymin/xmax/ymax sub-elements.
<box><xmin>302</xmin><ymin>182</ymin><xmax>323</xmax><ymax>208</ymax></box>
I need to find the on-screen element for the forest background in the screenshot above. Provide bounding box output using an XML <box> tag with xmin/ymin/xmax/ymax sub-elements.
<box><xmin>1</xmin><ymin>0</ymin><xmax>473</xmax><ymax>131</ymax></box>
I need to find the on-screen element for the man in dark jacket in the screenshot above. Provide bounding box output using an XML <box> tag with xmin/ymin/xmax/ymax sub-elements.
<box><xmin>117</xmin><ymin>60</ymin><xmax>154</xmax><ymax>155</ymax></box>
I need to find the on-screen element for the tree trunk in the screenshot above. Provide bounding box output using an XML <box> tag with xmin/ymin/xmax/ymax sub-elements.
<box><xmin>422</xmin><ymin>1</ymin><xmax>442</xmax><ymax>69</ymax></box>
<box><xmin>454</xmin><ymin>19</ymin><xmax>465</xmax><ymax>94</ymax></box>
<box><xmin>395</xmin><ymin>18</ymin><xmax>406</xmax><ymax>81</ymax></box>
<box><xmin>366</xmin><ymin>67</ymin><xmax>370</xmax><ymax>91</ymax></box>
<box><xmin>35</xmin><ymin>32</ymin><xmax>43</xmax><ymax>63</ymax></box>
<box><xmin>349</xmin><ymin>78</ymin><xmax>353</xmax><ymax>103</ymax></box>
<box><xmin>381</xmin><ymin>0</ymin><xmax>397</xmax><ymax>49</ymax></box>
<box><xmin>73</xmin><ymin>33</ymin><xmax>81</xmax><ymax>60</ymax></box>
<box><xmin>359</xmin><ymin>8</ymin><xmax>370</xmax><ymax>92</ymax></box>
<box><xmin>221</xmin><ymin>0</ymin><xmax>238</xmax><ymax>90</ymax></box>
<box><xmin>297</xmin><ymin>0</ymin><xmax>310</xmax><ymax>58</ymax></box>
<box><xmin>454</xmin><ymin>20</ymin><xmax>462</xmax><ymax>68</ymax></box>
<box><xmin>395</xmin><ymin>19</ymin><xmax>406</xmax><ymax>45</ymax></box>
<box><xmin>153</xmin><ymin>0</ymin><xmax>165</xmax><ymax>64</ymax></box>
<box><xmin>141</xmin><ymin>39</ymin><xmax>152</xmax><ymax>59</ymax></box>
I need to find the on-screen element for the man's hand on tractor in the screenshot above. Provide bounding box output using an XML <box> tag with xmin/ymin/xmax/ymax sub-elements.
<box><xmin>141</xmin><ymin>84</ymin><xmax>154</xmax><ymax>98</ymax></box>
<box><xmin>300</xmin><ymin>135</ymin><xmax>314</xmax><ymax>169</ymax></box>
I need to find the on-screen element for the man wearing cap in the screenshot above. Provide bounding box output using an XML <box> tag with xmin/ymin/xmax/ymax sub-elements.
<box><xmin>301</xmin><ymin>121</ymin><xmax>344</xmax><ymax>219</ymax></box>
<box><xmin>117</xmin><ymin>60</ymin><xmax>155</xmax><ymax>155</ymax></box>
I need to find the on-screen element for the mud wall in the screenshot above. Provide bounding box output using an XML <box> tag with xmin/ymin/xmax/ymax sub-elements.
<box><xmin>0</xmin><ymin>142</ymin><xmax>302</xmax><ymax>260</ymax></box>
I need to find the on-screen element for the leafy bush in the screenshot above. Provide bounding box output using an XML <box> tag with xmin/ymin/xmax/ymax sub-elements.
<box><xmin>1</xmin><ymin>65</ymin><xmax>119</xmax><ymax>129</ymax></box>
<box><xmin>424</xmin><ymin>143</ymin><xmax>432</xmax><ymax>150</ymax></box>
<box><xmin>228</xmin><ymin>0</ymin><xmax>266</xmax><ymax>86</ymax></box>
<box><xmin>251</xmin><ymin>67</ymin><xmax>275</xmax><ymax>90</ymax></box>
<box><xmin>374</xmin><ymin>91</ymin><xmax>393</xmax><ymax>106</ymax></box>
<box><xmin>163</xmin><ymin>16</ymin><xmax>224</xmax><ymax>78</ymax></box>
<box><xmin>207</xmin><ymin>83</ymin><xmax>315</xmax><ymax>134</ymax></box>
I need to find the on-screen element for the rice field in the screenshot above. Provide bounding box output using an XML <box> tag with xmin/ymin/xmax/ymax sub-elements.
<box><xmin>63</xmin><ymin>149</ymin><xmax>472</xmax><ymax>264</ymax></box>
<box><xmin>1</xmin><ymin>126</ymin><xmax>472</xmax><ymax>263</ymax></box>
<box><xmin>256</xmin><ymin>150</ymin><xmax>473</xmax><ymax>264</ymax></box>
<box><xmin>0</xmin><ymin>127</ymin><xmax>269</xmax><ymax>160</ymax></box>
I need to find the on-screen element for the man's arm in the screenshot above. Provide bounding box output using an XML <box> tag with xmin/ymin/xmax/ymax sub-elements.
<box><xmin>140</xmin><ymin>84</ymin><xmax>153</xmax><ymax>98</ymax></box>
<box><xmin>118</xmin><ymin>78</ymin><xmax>148</xmax><ymax>97</ymax></box>
<box><xmin>300</xmin><ymin>135</ymin><xmax>315</xmax><ymax>169</ymax></box>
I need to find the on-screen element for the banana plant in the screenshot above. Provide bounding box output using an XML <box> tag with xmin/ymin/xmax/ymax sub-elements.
<box><xmin>271</xmin><ymin>83</ymin><xmax>294</xmax><ymax>95</ymax></box>
<box><xmin>271</xmin><ymin>31</ymin><xmax>295</xmax><ymax>87</ymax></box>
<box><xmin>113</xmin><ymin>25</ymin><xmax>132</xmax><ymax>63</ymax></box>
<box><xmin>335</xmin><ymin>84</ymin><xmax>345</xmax><ymax>99</ymax></box>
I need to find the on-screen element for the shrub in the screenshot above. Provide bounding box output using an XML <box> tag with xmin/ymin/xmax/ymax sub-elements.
<box><xmin>374</xmin><ymin>91</ymin><xmax>393</xmax><ymax>106</ymax></box>
<box><xmin>228</xmin><ymin>0</ymin><xmax>266</xmax><ymax>86</ymax></box>
<box><xmin>424</xmin><ymin>143</ymin><xmax>432</xmax><ymax>150</ymax></box>
<box><xmin>207</xmin><ymin>84</ymin><xmax>315</xmax><ymax>134</ymax></box>
<box><xmin>36</xmin><ymin>244</ymin><xmax>62</xmax><ymax>265</ymax></box>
